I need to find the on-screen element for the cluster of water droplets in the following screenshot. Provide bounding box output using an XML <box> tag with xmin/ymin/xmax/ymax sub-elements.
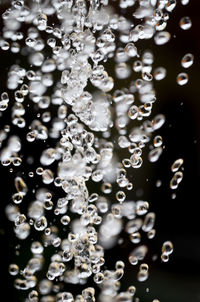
<box><xmin>170</xmin><ymin>158</ymin><xmax>184</xmax><ymax>194</ymax></box>
<box><xmin>0</xmin><ymin>0</ymin><xmax>190</xmax><ymax>301</ymax></box>
<box><xmin>177</xmin><ymin>2</ymin><xmax>193</xmax><ymax>86</ymax></box>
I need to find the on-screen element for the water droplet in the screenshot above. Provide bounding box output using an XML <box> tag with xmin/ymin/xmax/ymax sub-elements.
<box><xmin>181</xmin><ymin>53</ymin><xmax>194</xmax><ymax>68</ymax></box>
<box><xmin>162</xmin><ymin>241</ymin><xmax>174</xmax><ymax>255</ymax></box>
<box><xmin>181</xmin><ymin>0</ymin><xmax>190</xmax><ymax>4</ymax></box>
<box><xmin>177</xmin><ymin>72</ymin><xmax>188</xmax><ymax>86</ymax></box>
<box><xmin>171</xmin><ymin>158</ymin><xmax>184</xmax><ymax>172</ymax></box>
<box><xmin>154</xmin><ymin>31</ymin><xmax>171</xmax><ymax>45</ymax></box>
<box><xmin>9</xmin><ymin>264</ymin><xmax>19</xmax><ymax>276</ymax></box>
<box><xmin>153</xmin><ymin>136</ymin><xmax>163</xmax><ymax>147</ymax></box>
<box><xmin>179</xmin><ymin>16</ymin><xmax>192</xmax><ymax>30</ymax></box>
<box><xmin>148</xmin><ymin>147</ymin><xmax>163</xmax><ymax>162</ymax></box>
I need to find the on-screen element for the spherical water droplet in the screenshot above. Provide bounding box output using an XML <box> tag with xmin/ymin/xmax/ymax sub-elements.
<box><xmin>162</xmin><ymin>241</ymin><xmax>173</xmax><ymax>255</ymax></box>
<box><xmin>153</xmin><ymin>136</ymin><xmax>163</xmax><ymax>147</ymax></box>
<box><xmin>116</xmin><ymin>191</ymin><xmax>126</xmax><ymax>203</ymax></box>
<box><xmin>161</xmin><ymin>253</ymin><xmax>169</xmax><ymax>262</ymax></box>
<box><xmin>177</xmin><ymin>72</ymin><xmax>189</xmax><ymax>86</ymax></box>
<box><xmin>179</xmin><ymin>16</ymin><xmax>192</xmax><ymax>30</ymax></box>
<box><xmin>181</xmin><ymin>53</ymin><xmax>194</xmax><ymax>68</ymax></box>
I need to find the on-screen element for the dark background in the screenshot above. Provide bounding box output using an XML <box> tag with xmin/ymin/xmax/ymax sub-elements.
<box><xmin>0</xmin><ymin>1</ymin><xmax>200</xmax><ymax>302</ymax></box>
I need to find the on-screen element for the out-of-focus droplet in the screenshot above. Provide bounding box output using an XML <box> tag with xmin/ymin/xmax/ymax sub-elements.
<box><xmin>148</xmin><ymin>147</ymin><xmax>163</xmax><ymax>162</ymax></box>
<box><xmin>153</xmin><ymin>136</ymin><xmax>163</xmax><ymax>147</ymax></box>
<box><xmin>14</xmin><ymin>177</ymin><xmax>28</xmax><ymax>196</ymax></box>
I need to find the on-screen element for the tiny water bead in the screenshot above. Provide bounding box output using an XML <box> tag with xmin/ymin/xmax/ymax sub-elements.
<box><xmin>181</xmin><ymin>53</ymin><xmax>194</xmax><ymax>68</ymax></box>
<box><xmin>177</xmin><ymin>72</ymin><xmax>189</xmax><ymax>86</ymax></box>
<box><xmin>170</xmin><ymin>168</ymin><xmax>183</xmax><ymax>189</ymax></box>
<box><xmin>153</xmin><ymin>136</ymin><xmax>163</xmax><ymax>147</ymax></box>
<box><xmin>171</xmin><ymin>158</ymin><xmax>184</xmax><ymax>172</ymax></box>
<box><xmin>162</xmin><ymin>241</ymin><xmax>174</xmax><ymax>255</ymax></box>
<box><xmin>0</xmin><ymin>0</ymin><xmax>189</xmax><ymax>301</ymax></box>
<box><xmin>179</xmin><ymin>16</ymin><xmax>192</xmax><ymax>30</ymax></box>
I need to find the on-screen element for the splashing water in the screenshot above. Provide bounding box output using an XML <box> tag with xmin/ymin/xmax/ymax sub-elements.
<box><xmin>0</xmin><ymin>0</ymin><xmax>190</xmax><ymax>301</ymax></box>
